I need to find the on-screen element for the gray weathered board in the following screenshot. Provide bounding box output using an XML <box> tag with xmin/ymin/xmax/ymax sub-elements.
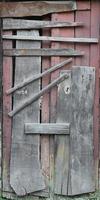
<box><xmin>3</xmin><ymin>48</ymin><xmax>84</xmax><ymax>57</ymax></box>
<box><xmin>10</xmin><ymin>30</ymin><xmax>46</xmax><ymax>196</ymax></box>
<box><xmin>3</xmin><ymin>19</ymin><xmax>83</xmax><ymax>30</ymax></box>
<box><xmin>68</xmin><ymin>66</ymin><xmax>95</xmax><ymax>195</ymax></box>
<box><xmin>54</xmin><ymin>67</ymin><xmax>95</xmax><ymax>196</ymax></box>
<box><xmin>0</xmin><ymin>1</ymin><xmax>77</xmax><ymax>17</ymax></box>
<box><xmin>0</xmin><ymin>19</ymin><xmax>2</xmax><ymax>115</ymax></box>
<box><xmin>24</xmin><ymin>123</ymin><xmax>70</xmax><ymax>135</ymax></box>
<box><xmin>3</xmin><ymin>35</ymin><xmax>98</xmax><ymax>43</ymax></box>
<box><xmin>54</xmin><ymin>71</ymin><xmax>71</xmax><ymax>195</ymax></box>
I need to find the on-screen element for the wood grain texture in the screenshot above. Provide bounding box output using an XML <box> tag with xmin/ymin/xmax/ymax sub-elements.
<box><xmin>3</xmin><ymin>19</ymin><xmax>83</xmax><ymax>30</ymax></box>
<box><xmin>75</xmin><ymin>10</ymin><xmax>90</xmax><ymax>66</ymax></box>
<box><xmin>77</xmin><ymin>0</ymin><xmax>90</xmax><ymax>10</ymax></box>
<box><xmin>6</xmin><ymin>58</ymin><xmax>72</xmax><ymax>95</ymax></box>
<box><xmin>68</xmin><ymin>66</ymin><xmax>95</xmax><ymax>195</ymax></box>
<box><xmin>3</xmin><ymin>48</ymin><xmax>84</xmax><ymax>57</ymax></box>
<box><xmin>2</xmin><ymin>31</ymin><xmax>13</xmax><ymax>192</ymax></box>
<box><xmin>40</xmin><ymin>17</ymin><xmax>50</xmax><ymax>196</ymax></box>
<box><xmin>3</xmin><ymin>35</ymin><xmax>98</xmax><ymax>43</ymax></box>
<box><xmin>8</xmin><ymin>73</ymin><xmax>68</xmax><ymax>117</ymax></box>
<box><xmin>0</xmin><ymin>18</ymin><xmax>2</xmax><ymax>119</ymax></box>
<box><xmin>50</xmin><ymin>13</ymin><xmax>61</xmax><ymax>198</ymax></box>
<box><xmin>51</xmin><ymin>11</ymin><xmax>75</xmax><ymax>197</ymax></box>
<box><xmin>24</xmin><ymin>123</ymin><xmax>70</xmax><ymax>135</ymax></box>
<box><xmin>54</xmin><ymin>71</ymin><xmax>71</xmax><ymax>195</ymax></box>
<box><xmin>10</xmin><ymin>30</ymin><xmax>45</xmax><ymax>196</ymax></box>
<box><xmin>90</xmin><ymin>0</ymin><xmax>100</xmax><ymax>188</ymax></box>
<box><xmin>2</xmin><ymin>191</ymin><xmax>39</xmax><ymax>200</ymax></box>
<box><xmin>0</xmin><ymin>1</ymin><xmax>77</xmax><ymax>17</ymax></box>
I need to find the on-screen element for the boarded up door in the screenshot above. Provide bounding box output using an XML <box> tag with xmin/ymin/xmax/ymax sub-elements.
<box><xmin>1</xmin><ymin>1</ymin><xmax>100</xmax><ymax>199</ymax></box>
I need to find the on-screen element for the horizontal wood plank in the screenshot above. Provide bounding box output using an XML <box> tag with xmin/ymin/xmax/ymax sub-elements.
<box><xmin>6</xmin><ymin>58</ymin><xmax>72</xmax><ymax>95</ymax></box>
<box><xmin>0</xmin><ymin>1</ymin><xmax>77</xmax><ymax>17</ymax></box>
<box><xmin>25</xmin><ymin>123</ymin><xmax>70</xmax><ymax>135</ymax></box>
<box><xmin>3</xmin><ymin>35</ymin><xmax>98</xmax><ymax>43</ymax></box>
<box><xmin>3</xmin><ymin>48</ymin><xmax>84</xmax><ymax>57</ymax></box>
<box><xmin>3</xmin><ymin>19</ymin><xmax>83</xmax><ymax>30</ymax></box>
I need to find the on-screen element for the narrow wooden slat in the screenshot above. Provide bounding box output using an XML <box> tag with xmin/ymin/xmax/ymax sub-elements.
<box><xmin>49</xmin><ymin>14</ymin><xmax>59</xmax><ymax>196</ymax></box>
<box><xmin>3</xmin><ymin>35</ymin><xmax>98</xmax><ymax>43</ymax></box>
<box><xmin>40</xmin><ymin>16</ymin><xmax>50</xmax><ymax>196</ymax></box>
<box><xmin>10</xmin><ymin>30</ymin><xmax>45</xmax><ymax>197</ymax></box>
<box><xmin>0</xmin><ymin>1</ymin><xmax>77</xmax><ymax>17</ymax></box>
<box><xmin>0</xmin><ymin>19</ymin><xmax>2</xmax><ymax>119</ymax></box>
<box><xmin>6</xmin><ymin>58</ymin><xmax>72</xmax><ymax>95</ymax></box>
<box><xmin>90</xmin><ymin>0</ymin><xmax>100</xmax><ymax>188</ymax></box>
<box><xmin>8</xmin><ymin>73</ymin><xmax>69</xmax><ymax>117</ymax></box>
<box><xmin>51</xmin><ymin>11</ymin><xmax>74</xmax><ymax>196</ymax></box>
<box><xmin>2</xmin><ymin>31</ymin><xmax>13</xmax><ymax>192</ymax></box>
<box><xmin>68</xmin><ymin>66</ymin><xmax>95</xmax><ymax>195</ymax></box>
<box><xmin>25</xmin><ymin>123</ymin><xmax>70</xmax><ymax>135</ymax></box>
<box><xmin>3</xmin><ymin>19</ymin><xmax>83</xmax><ymax>30</ymax></box>
<box><xmin>3</xmin><ymin>48</ymin><xmax>84</xmax><ymax>57</ymax></box>
<box><xmin>54</xmin><ymin>71</ymin><xmax>71</xmax><ymax>195</ymax></box>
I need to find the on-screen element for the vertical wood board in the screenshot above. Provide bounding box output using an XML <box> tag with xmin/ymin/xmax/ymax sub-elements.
<box><xmin>68</xmin><ymin>66</ymin><xmax>95</xmax><ymax>195</ymax></box>
<box><xmin>51</xmin><ymin>11</ymin><xmax>74</xmax><ymax>197</ymax></box>
<box><xmin>0</xmin><ymin>19</ymin><xmax>2</xmax><ymax>118</ymax></box>
<box><xmin>50</xmin><ymin>13</ymin><xmax>61</xmax><ymax>198</ymax></box>
<box><xmin>2</xmin><ymin>31</ymin><xmax>12</xmax><ymax>192</ymax></box>
<box><xmin>90</xmin><ymin>0</ymin><xmax>100</xmax><ymax>188</ymax></box>
<box><xmin>41</xmin><ymin>17</ymin><xmax>50</xmax><ymax>195</ymax></box>
<box><xmin>54</xmin><ymin>71</ymin><xmax>71</xmax><ymax>195</ymax></box>
<box><xmin>10</xmin><ymin>30</ymin><xmax>45</xmax><ymax>196</ymax></box>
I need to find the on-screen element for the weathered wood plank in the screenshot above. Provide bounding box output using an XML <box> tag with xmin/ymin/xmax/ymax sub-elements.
<box><xmin>64</xmin><ymin>11</ymin><xmax>75</xmax><ymax>194</ymax></box>
<box><xmin>25</xmin><ymin>123</ymin><xmax>70</xmax><ymax>135</ymax></box>
<box><xmin>2</xmin><ymin>31</ymin><xmax>13</xmax><ymax>192</ymax></box>
<box><xmin>10</xmin><ymin>30</ymin><xmax>45</xmax><ymax>196</ymax></box>
<box><xmin>62</xmin><ymin>11</ymin><xmax>75</xmax><ymax>195</ymax></box>
<box><xmin>6</xmin><ymin>58</ymin><xmax>72</xmax><ymax>95</ymax></box>
<box><xmin>90</xmin><ymin>0</ymin><xmax>100</xmax><ymax>188</ymax></box>
<box><xmin>3</xmin><ymin>19</ymin><xmax>83</xmax><ymax>30</ymax></box>
<box><xmin>0</xmin><ymin>1</ymin><xmax>77</xmax><ymax>17</ymax></box>
<box><xmin>68</xmin><ymin>66</ymin><xmax>95</xmax><ymax>195</ymax></box>
<box><xmin>49</xmin><ymin>12</ymin><xmax>72</xmax><ymax>197</ymax></box>
<box><xmin>40</xmin><ymin>17</ymin><xmax>50</xmax><ymax>196</ymax></box>
<box><xmin>3</xmin><ymin>48</ymin><xmax>84</xmax><ymax>57</ymax></box>
<box><xmin>0</xmin><ymin>18</ymin><xmax>2</xmax><ymax>119</ymax></box>
<box><xmin>8</xmin><ymin>73</ymin><xmax>69</xmax><ymax>117</ymax></box>
<box><xmin>3</xmin><ymin>35</ymin><xmax>98</xmax><ymax>43</ymax></box>
<box><xmin>54</xmin><ymin>71</ymin><xmax>71</xmax><ymax>195</ymax></box>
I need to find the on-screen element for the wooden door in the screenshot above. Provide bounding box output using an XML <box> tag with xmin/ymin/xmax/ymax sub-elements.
<box><xmin>1</xmin><ymin>1</ymin><xmax>100</xmax><ymax>199</ymax></box>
